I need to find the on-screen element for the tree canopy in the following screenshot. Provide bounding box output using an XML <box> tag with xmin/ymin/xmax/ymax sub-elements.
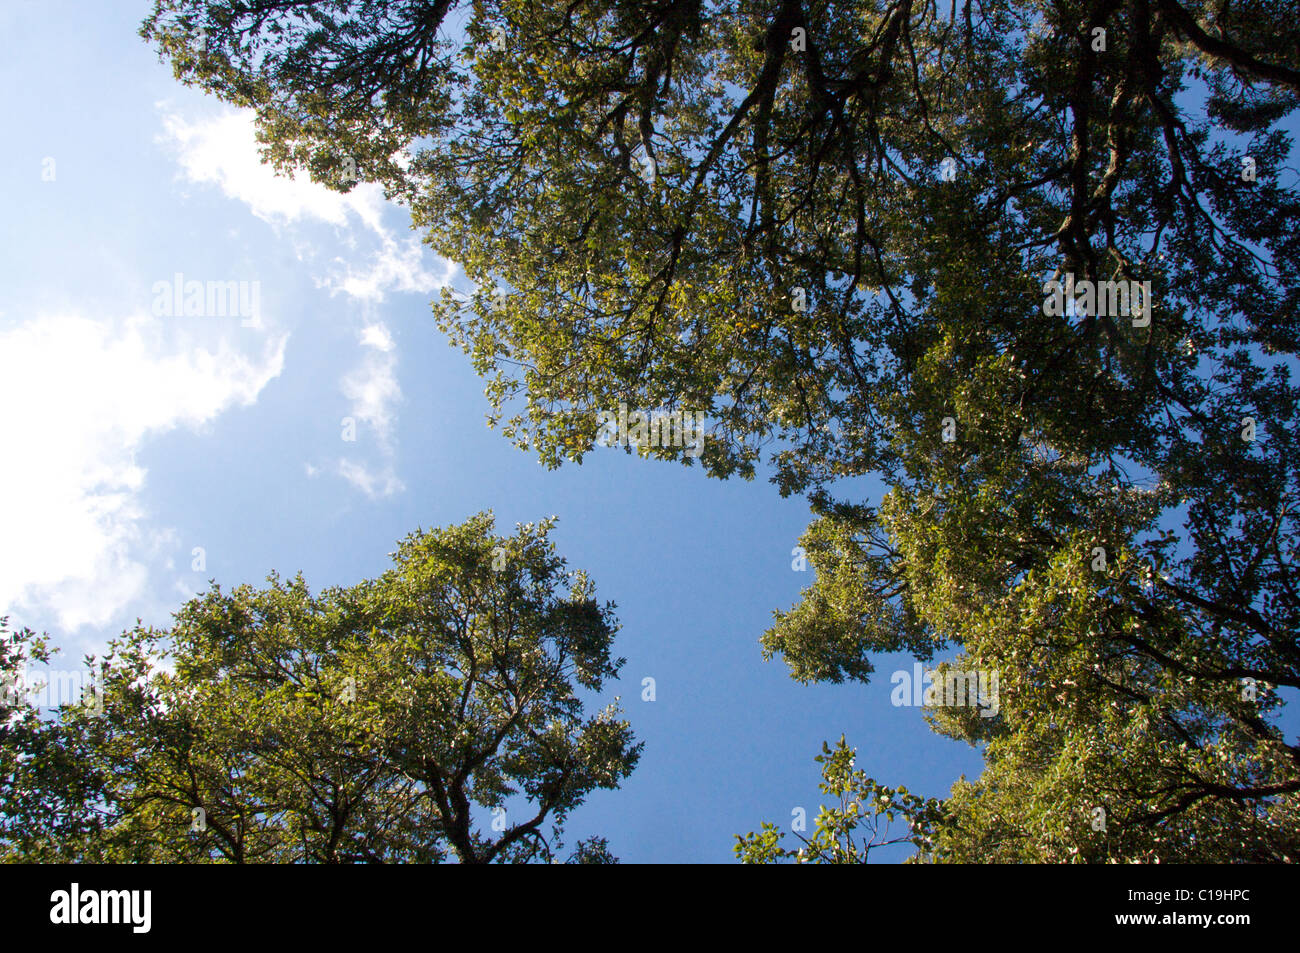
<box><xmin>1</xmin><ymin>513</ymin><xmax>639</xmax><ymax>863</ymax></box>
<box><xmin>140</xmin><ymin>0</ymin><xmax>1300</xmax><ymax>861</ymax></box>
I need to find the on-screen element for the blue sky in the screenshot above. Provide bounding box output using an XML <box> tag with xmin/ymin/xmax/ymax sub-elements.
<box><xmin>0</xmin><ymin>0</ymin><xmax>1044</xmax><ymax>863</ymax></box>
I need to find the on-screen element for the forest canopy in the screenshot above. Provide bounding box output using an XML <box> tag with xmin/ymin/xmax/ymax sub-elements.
<box><xmin>133</xmin><ymin>0</ymin><xmax>1300</xmax><ymax>861</ymax></box>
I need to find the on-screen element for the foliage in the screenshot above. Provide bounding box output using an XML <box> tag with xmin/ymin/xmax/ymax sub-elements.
<box><xmin>735</xmin><ymin>737</ymin><xmax>943</xmax><ymax>862</ymax></box>
<box><xmin>1</xmin><ymin>514</ymin><xmax>639</xmax><ymax>863</ymax></box>
<box><xmin>141</xmin><ymin>0</ymin><xmax>1300</xmax><ymax>860</ymax></box>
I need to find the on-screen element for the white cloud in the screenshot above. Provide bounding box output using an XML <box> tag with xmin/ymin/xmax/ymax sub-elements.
<box><xmin>156</xmin><ymin>104</ymin><xmax>434</xmax><ymax>503</ymax></box>
<box><xmin>359</xmin><ymin>322</ymin><xmax>395</xmax><ymax>352</ymax></box>
<box><xmin>0</xmin><ymin>313</ymin><xmax>286</xmax><ymax>631</ymax></box>
<box><xmin>333</xmin><ymin>320</ymin><xmax>404</xmax><ymax>498</ymax></box>
<box><xmin>158</xmin><ymin>105</ymin><xmax>453</xmax><ymax>302</ymax></box>
<box><xmin>341</xmin><ymin>321</ymin><xmax>401</xmax><ymax>445</ymax></box>
<box><xmin>336</xmin><ymin>459</ymin><xmax>405</xmax><ymax>499</ymax></box>
<box><xmin>301</xmin><ymin>322</ymin><xmax>404</xmax><ymax>500</ymax></box>
<box><xmin>325</xmin><ymin>236</ymin><xmax>454</xmax><ymax>302</ymax></box>
<box><xmin>158</xmin><ymin>107</ymin><xmax>386</xmax><ymax>233</ymax></box>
